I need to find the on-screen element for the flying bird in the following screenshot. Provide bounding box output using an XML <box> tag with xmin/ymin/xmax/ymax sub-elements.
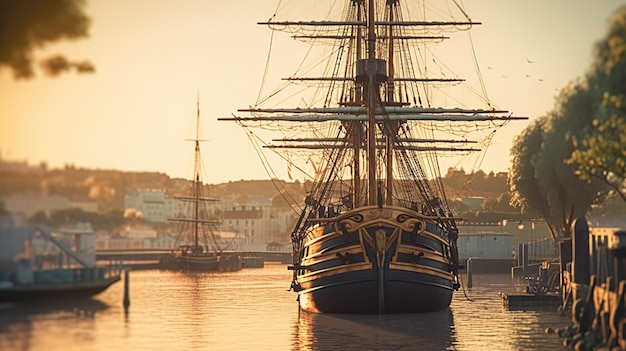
<box><xmin>526</xmin><ymin>58</ymin><xmax>535</xmax><ymax>64</ymax></box>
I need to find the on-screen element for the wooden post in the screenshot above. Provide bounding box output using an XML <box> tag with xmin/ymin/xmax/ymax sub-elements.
<box><xmin>609</xmin><ymin>230</ymin><xmax>626</xmax><ymax>282</ymax></box>
<box><xmin>572</xmin><ymin>218</ymin><xmax>590</xmax><ymax>285</ymax></box>
<box><xmin>522</xmin><ymin>243</ymin><xmax>528</xmax><ymax>274</ymax></box>
<box><xmin>123</xmin><ymin>267</ymin><xmax>130</xmax><ymax>309</ymax></box>
<box><xmin>559</xmin><ymin>238</ymin><xmax>573</xmax><ymax>305</ymax></box>
<box><xmin>467</xmin><ymin>258</ymin><xmax>473</xmax><ymax>288</ymax></box>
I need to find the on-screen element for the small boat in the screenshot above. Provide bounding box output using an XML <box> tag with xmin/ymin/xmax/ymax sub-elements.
<box><xmin>0</xmin><ymin>225</ymin><xmax>121</xmax><ymax>303</ymax></box>
<box><xmin>160</xmin><ymin>100</ymin><xmax>242</xmax><ymax>272</ymax></box>
<box><xmin>220</xmin><ymin>0</ymin><xmax>526</xmax><ymax>313</ymax></box>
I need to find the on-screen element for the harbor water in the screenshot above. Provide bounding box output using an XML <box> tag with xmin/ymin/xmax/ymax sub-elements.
<box><xmin>0</xmin><ymin>264</ymin><xmax>570</xmax><ymax>350</ymax></box>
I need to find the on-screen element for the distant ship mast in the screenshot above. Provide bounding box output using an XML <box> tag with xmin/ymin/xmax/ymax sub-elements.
<box><xmin>170</xmin><ymin>96</ymin><xmax>219</xmax><ymax>251</ymax></box>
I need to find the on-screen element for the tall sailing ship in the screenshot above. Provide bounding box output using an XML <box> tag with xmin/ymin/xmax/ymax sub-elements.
<box><xmin>220</xmin><ymin>0</ymin><xmax>525</xmax><ymax>313</ymax></box>
<box><xmin>160</xmin><ymin>101</ymin><xmax>242</xmax><ymax>272</ymax></box>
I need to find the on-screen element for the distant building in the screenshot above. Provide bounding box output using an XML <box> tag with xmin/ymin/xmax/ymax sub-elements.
<box><xmin>95</xmin><ymin>230</ymin><xmax>243</xmax><ymax>251</ymax></box>
<box><xmin>271</xmin><ymin>208</ymin><xmax>295</xmax><ymax>243</ymax></box>
<box><xmin>124</xmin><ymin>189</ymin><xmax>294</xmax><ymax>246</ymax></box>
<box><xmin>223</xmin><ymin>201</ymin><xmax>272</xmax><ymax>245</ymax></box>
<box><xmin>124</xmin><ymin>189</ymin><xmax>222</xmax><ymax>223</ymax></box>
<box><xmin>124</xmin><ymin>189</ymin><xmax>180</xmax><ymax>222</ymax></box>
<box><xmin>457</xmin><ymin>233</ymin><xmax>514</xmax><ymax>262</ymax></box>
<box><xmin>96</xmin><ymin>231</ymin><xmax>177</xmax><ymax>250</ymax></box>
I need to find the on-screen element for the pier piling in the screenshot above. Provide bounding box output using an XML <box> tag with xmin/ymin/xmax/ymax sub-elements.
<box><xmin>123</xmin><ymin>267</ymin><xmax>130</xmax><ymax>309</ymax></box>
<box><xmin>466</xmin><ymin>258</ymin><xmax>473</xmax><ymax>288</ymax></box>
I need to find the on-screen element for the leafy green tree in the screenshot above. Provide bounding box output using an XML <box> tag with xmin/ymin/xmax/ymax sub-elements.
<box><xmin>568</xmin><ymin>95</ymin><xmax>626</xmax><ymax>201</ymax></box>
<box><xmin>482</xmin><ymin>193</ymin><xmax>518</xmax><ymax>213</ymax></box>
<box><xmin>510</xmin><ymin>118</ymin><xmax>548</xmax><ymax>219</ymax></box>
<box><xmin>510</xmin><ymin>82</ymin><xmax>610</xmax><ymax>240</ymax></box>
<box><xmin>567</xmin><ymin>7</ymin><xmax>626</xmax><ymax>202</ymax></box>
<box><xmin>0</xmin><ymin>0</ymin><xmax>93</xmax><ymax>78</ymax></box>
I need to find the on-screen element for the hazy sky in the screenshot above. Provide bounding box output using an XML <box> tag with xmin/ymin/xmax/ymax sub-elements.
<box><xmin>0</xmin><ymin>0</ymin><xmax>622</xmax><ymax>183</ymax></box>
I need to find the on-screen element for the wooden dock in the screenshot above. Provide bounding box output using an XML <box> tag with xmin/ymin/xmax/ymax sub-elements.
<box><xmin>502</xmin><ymin>292</ymin><xmax>561</xmax><ymax>310</ymax></box>
<box><xmin>549</xmin><ymin>219</ymin><xmax>626</xmax><ymax>350</ymax></box>
<box><xmin>96</xmin><ymin>249</ymin><xmax>291</xmax><ymax>270</ymax></box>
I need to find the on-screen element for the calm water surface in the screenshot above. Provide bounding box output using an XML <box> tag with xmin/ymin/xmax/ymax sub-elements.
<box><xmin>0</xmin><ymin>264</ymin><xmax>569</xmax><ymax>350</ymax></box>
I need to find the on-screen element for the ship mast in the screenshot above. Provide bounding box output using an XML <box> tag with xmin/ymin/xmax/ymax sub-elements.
<box><xmin>366</xmin><ymin>0</ymin><xmax>378</xmax><ymax>206</ymax></box>
<box><xmin>353</xmin><ymin>1</ymin><xmax>363</xmax><ymax>209</ymax></box>
<box><xmin>220</xmin><ymin>0</ymin><xmax>528</xmax><ymax>212</ymax></box>
<box><xmin>193</xmin><ymin>98</ymin><xmax>202</xmax><ymax>249</ymax></box>
<box><xmin>385</xmin><ymin>1</ymin><xmax>396</xmax><ymax>205</ymax></box>
<box><xmin>168</xmin><ymin>97</ymin><xmax>221</xmax><ymax>253</ymax></box>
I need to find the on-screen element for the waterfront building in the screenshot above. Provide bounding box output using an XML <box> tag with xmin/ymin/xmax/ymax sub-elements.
<box><xmin>222</xmin><ymin>202</ymin><xmax>271</xmax><ymax>246</ymax></box>
<box><xmin>123</xmin><ymin>189</ymin><xmax>294</xmax><ymax>246</ymax></box>
<box><xmin>123</xmin><ymin>189</ymin><xmax>180</xmax><ymax>222</ymax></box>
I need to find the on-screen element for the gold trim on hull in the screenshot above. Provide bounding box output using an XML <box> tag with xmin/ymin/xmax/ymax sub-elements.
<box><xmin>296</xmin><ymin>205</ymin><xmax>455</xmax><ymax>286</ymax></box>
<box><xmin>297</xmin><ymin>262</ymin><xmax>373</xmax><ymax>283</ymax></box>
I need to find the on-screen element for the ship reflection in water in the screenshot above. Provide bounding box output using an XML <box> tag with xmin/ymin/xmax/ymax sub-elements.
<box><xmin>0</xmin><ymin>265</ymin><xmax>568</xmax><ymax>351</ymax></box>
<box><xmin>294</xmin><ymin>308</ymin><xmax>455</xmax><ymax>350</ymax></box>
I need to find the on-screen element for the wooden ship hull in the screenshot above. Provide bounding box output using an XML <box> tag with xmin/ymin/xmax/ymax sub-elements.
<box><xmin>294</xmin><ymin>206</ymin><xmax>455</xmax><ymax>314</ymax></box>
<box><xmin>221</xmin><ymin>0</ymin><xmax>526</xmax><ymax>314</ymax></box>
<box><xmin>161</xmin><ymin>98</ymin><xmax>242</xmax><ymax>274</ymax></box>
<box><xmin>160</xmin><ymin>252</ymin><xmax>242</xmax><ymax>272</ymax></box>
<box><xmin>0</xmin><ymin>274</ymin><xmax>120</xmax><ymax>303</ymax></box>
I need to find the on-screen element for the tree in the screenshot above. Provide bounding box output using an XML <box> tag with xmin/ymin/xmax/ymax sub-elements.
<box><xmin>510</xmin><ymin>118</ymin><xmax>554</xmax><ymax>232</ymax></box>
<box><xmin>0</xmin><ymin>0</ymin><xmax>94</xmax><ymax>78</ymax></box>
<box><xmin>567</xmin><ymin>7</ymin><xmax>626</xmax><ymax>202</ymax></box>
<box><xmin>568</xmin><ymin>94</ymin><xmax>626</xmax><ymax>201</ymax></box>
<box><xmin>510</xmin><ymin>82</ymin><xmax>610</xmax><ymax>240</ymax></box>
<box><xmin>482</xmin><ymin>193</ymin><xmax>518</xmax><ymax>213</ymax></box>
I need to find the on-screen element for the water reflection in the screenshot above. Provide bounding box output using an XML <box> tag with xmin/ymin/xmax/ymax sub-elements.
<box><xmin>0</xmin><ymin>269</ymin><xmax>570</xmax><ymax>351</ymax></box>
<box><xmin>0</xmin><ymin>298</ymin><xmax>109</xmax><ymax>322</ymax></box>
<box><xmin>293</xmin><ymin>308</ymin><xmax>456</xmax><ymax>350</ymax></box>
<box><xmin>0</xmin><ymin>299</ymin><xmax>109</xmax><ymax>351</ymax></box>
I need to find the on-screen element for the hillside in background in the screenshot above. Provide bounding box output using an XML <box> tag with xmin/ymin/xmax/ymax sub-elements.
<box><xmin>0</xmin><ymin>160</ymin><xmax>507</xmax><ymax>206</ymax></box>
<box><xmin>1</xmin><ymin>159</ymin><xmax>623</xmax><ymax>231</ymax></box>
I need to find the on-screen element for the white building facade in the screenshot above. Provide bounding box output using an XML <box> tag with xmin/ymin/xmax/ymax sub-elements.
<box><xmin>124</xmin><ymin>189</ymin><xmax>183</xmax><ymax>222</ymax></box>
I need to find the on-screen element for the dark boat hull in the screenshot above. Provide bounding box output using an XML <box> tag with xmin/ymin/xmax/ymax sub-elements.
<box><xmin>0</xmin><ymin>276</ymin><xmax>120</xmax><ymax>303</ymax></box>
<box><xmin>293</xmin><ymin>205</ymin><xmax>456</xmax><ymax>314</ymax></box>
<box><xmin>298</xmin><ymin>268</ymin><xmax>453</xmax><ymax>314</ymax></box>
<box><xmin>160</xmin><ymin>253</ymin><xmax>242</xmax><ymax>272</ymax></box>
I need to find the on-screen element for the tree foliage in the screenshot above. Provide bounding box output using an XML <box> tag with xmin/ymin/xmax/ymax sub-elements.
<box><xmin>509</xmin><ymin>81</ymin><xmax>610</xmax><ymax>240</ymax></box>
<box><xmin>567</xmin><ymin>7</ymin><xmax>626</xmax><ymax>201</ymax></box>
<box><xmin>481</xmin><ymin>192</ymin><xmax>518</xmax><ymax>213</ymax></box>
<box><xmin>509</xmin><ymin>118</ymin><xmax>547</xmax><ymax>216</ymax></box>
<box><xmin>28</xmin><ymin>207</ymin><xmax>125</xmax><ymax>231</ymax></box>
<box><xmin>0</xmin><ymin>0</ymin><xmax>94</xmax><ymax>78</ymax></box>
